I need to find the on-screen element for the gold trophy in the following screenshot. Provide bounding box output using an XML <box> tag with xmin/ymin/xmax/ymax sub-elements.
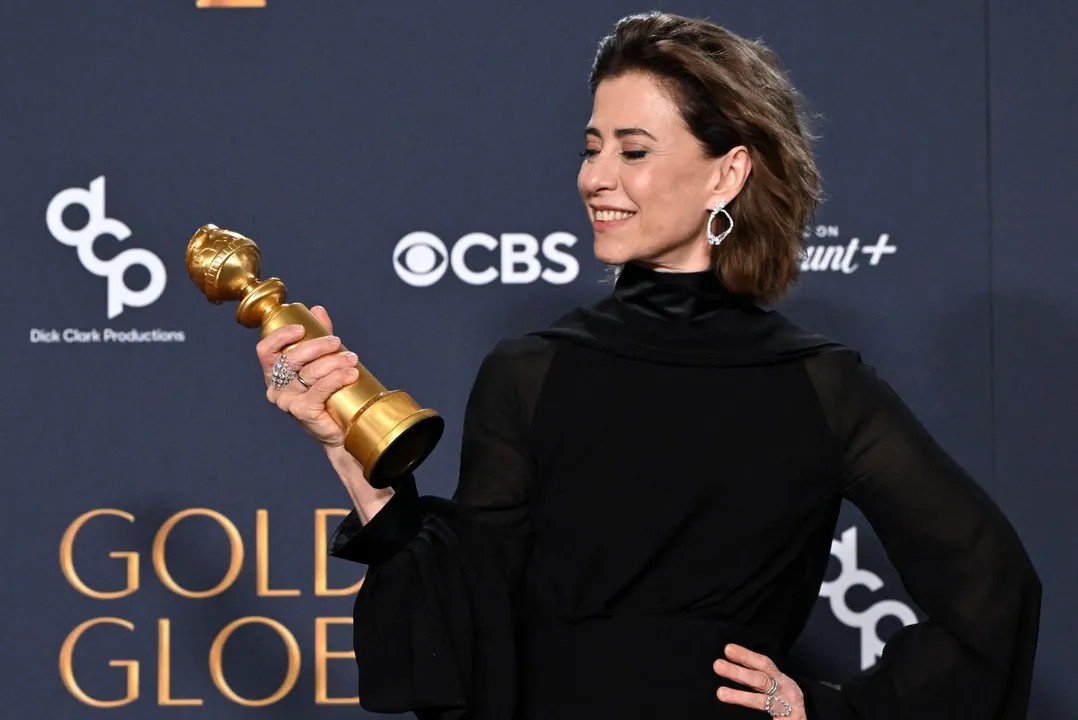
<box><xmin>185</xmin><ymin>224</ymin><xmax>444</xmax><ymax>489</ymax></box>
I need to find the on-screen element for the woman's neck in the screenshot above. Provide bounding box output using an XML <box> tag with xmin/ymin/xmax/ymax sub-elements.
<box><xmin>630</xmin><ymin>240</ymin><xmax>713</xmax><ymax>274</ymax></box>
<box><xmin>612</xmin><ymin>261</ymin><xmax>746</xmax><ymax>325</ymax></box>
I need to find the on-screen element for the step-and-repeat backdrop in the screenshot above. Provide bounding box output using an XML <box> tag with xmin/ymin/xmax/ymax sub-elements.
<box><xmin>1</xmin><ymin>1</ymin><xmax>1072</xmax><ymax>717</ymax></box>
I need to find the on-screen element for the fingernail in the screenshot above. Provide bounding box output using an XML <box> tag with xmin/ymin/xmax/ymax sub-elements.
<box><xmin>345</xmin><ymin>352</ymin><xmax>358</xmax><ymax>362</ymax></box>
<box><xmin>327</xmin><ymin>335</ymin><xmax>340</xmax><ymax>343</ymax></box>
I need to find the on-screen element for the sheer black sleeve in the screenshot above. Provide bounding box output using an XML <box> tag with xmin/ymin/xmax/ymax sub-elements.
<box><xmin>326</xmin><ymin>337</ymin><xmax>551</xmax><ymax>720</ymax></box>
<box><xmin>802</xmin><ymin>349</ymin><xmax>1042</xmax><ymax>720</ymax></box>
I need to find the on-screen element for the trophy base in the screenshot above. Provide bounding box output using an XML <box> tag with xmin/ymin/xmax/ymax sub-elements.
<box><xmin>364</xmin><ymin>410</ymin><xmax>445</xmax><ymax>489</ymax></box>
<box><xmin>345</xmin><ymin>399</ymin><xmax>445</xmax><ymax>490</ymax></box>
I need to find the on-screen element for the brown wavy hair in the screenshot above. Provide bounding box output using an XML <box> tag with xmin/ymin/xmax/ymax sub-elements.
<box><xmin>590</xmin><ymin>12</ymin><xmax>821</xmax><ymax>303</ymax></box>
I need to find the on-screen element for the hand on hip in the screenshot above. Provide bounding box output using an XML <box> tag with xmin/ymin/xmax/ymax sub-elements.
<box><xmin>714</xmin><ymin>644</ymin><xmax>805</xmax><ymax>718</ymax></box>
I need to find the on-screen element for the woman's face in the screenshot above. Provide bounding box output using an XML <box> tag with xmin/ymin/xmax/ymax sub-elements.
<box><xmin>578</xmin><ymin>71</ymin><xmax>747</xmax><ymax>271</ymax></box>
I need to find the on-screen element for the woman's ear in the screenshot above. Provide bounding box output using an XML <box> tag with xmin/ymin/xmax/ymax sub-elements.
<box><xmin>706</xmin><ymin>145</ymin><xmax>752</xmax><ymax>209</ymax></box>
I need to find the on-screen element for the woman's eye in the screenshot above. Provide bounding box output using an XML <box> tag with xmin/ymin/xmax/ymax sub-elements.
<box><xmin>579</xmin><ymin>148</ymin><xmax>648</xmax><ymax>160</ymax></box>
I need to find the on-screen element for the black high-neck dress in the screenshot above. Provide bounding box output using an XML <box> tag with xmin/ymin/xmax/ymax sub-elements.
<box><xmin>328</xmin><ymin>262</ymin><xmax>1041</xmax><ymax>720</ymax></box>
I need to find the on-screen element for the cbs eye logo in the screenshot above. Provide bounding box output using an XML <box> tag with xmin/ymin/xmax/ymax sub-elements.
<box><xmin>393</xmin><ymin>232</ymin><xmax>450</xmax><ymax>287</ymax></box>
<box><xmin>392</xmin><ymin>231</ymin><xmax>579</xmax><ymax>287</ymax></box>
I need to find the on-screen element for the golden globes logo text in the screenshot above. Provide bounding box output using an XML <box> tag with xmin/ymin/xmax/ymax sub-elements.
<box><xmin>58</xmin><ymin>508</ymin><xmax>362</xmax><ymax>708</ymax></box>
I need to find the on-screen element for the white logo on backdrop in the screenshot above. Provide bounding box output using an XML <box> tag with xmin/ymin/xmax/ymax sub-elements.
<box><xmin>46</xmin><ymin>176</ymin><xmax>167</xmax><ymax>318</ymax></box>
<box><xmin>393</xmin><ymin>231</ymin><xmax>579</xmax><ymax>287</ymax></box>
<box><xmin>801</xmin><ymin>225</ymin><xmax>896</xmax><ymax>274</ymax></box>
<box><xmin>821</xmin><ymin>526</ymin><xmax>918</xmax><ymax>670</ymax></box>
<box><xmin>33</xmin><ymin>176</ymin><xmax>184</xmax><ymax>345</ymax></box>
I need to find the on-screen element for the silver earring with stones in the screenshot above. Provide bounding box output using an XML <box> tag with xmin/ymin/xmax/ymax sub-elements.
<box><xmin>707</xmin><ymin>200</ymin><xmax>733</xmax><ymax>246</ymax></box>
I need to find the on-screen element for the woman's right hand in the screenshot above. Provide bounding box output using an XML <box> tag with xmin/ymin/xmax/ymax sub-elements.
<box><xmin>255</xmin><ymin>305</ymin><xmax>360</xmax><ymax>449</ymax></box>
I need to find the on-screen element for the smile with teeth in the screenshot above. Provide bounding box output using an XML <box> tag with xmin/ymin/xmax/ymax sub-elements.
<box><xmin>594</xmin><ymin>209</ymin><xmax>636</xmax><ymax>221</ymax></box>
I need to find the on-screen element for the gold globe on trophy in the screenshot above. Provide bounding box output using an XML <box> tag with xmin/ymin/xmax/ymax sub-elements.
<box><xmin>185</xmin><ymin>224</ymin><xmax>444</xmax><ymax>489</ymax></box>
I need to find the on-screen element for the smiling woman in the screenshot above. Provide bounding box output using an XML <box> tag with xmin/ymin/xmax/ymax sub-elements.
<box><xmin>579</xmin><ymin>19</ymin><xmax>819</xmax><ymax>303</ymax></box>
<box><xmin>255</xmin><ymin>10</ymin><xmax>1042</xmax><ymax>720</ymax></box>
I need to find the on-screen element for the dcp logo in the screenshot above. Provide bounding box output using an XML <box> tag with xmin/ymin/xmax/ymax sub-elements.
<box><xmin>393</xmin><ymin>231</ymin><xmax>579</xmax><ymax>287</ymax></box>
<box><xmin>46</xmin><ymin>176</ymin><xmax>167</xmax><ymax>319</ymax></box>
<box><xmin>821</xmin><ymin>526</ymin><xmax>918</xmax><ymax>670</ymax></box>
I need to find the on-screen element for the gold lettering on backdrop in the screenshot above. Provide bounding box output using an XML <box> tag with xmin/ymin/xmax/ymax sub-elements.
<box><xmin>315</xmin><ymin>618</ymin><xmax>359</xmax><ymax>704</ymax></box>
<box><xmin>157</xmin><ymin>620</ymin><xmax>203</xmax><ymax>706</ymax></box>
<box><xmin>60</xmin><ymin>509</ymin><xmax>139</xmax><ymax>599</ymax></box>
<box><xmin>209</xmin><ymin>617</ymin><xmax>301</xmax><ymax>707</ymax></box>
<box><xmin>59</xmin><ymin>618</ymin><xmax>138</xmax><ymax>707</ymax></box>
<box><xmin>257</xmin><ymin>509</ymin><xmax>301</xmax><ymax>597</ymax></box>
<box><xmin>60</xmin><ymin>509</ymin><xmax>367</xmax><ymax>706</ymax></box>
<box><xmin>153</xmin><ymin>508</ymin><xmax>243</xmax><ymax>598</ymax></box>
<box><xmin>315</xmin><ymin>509</ymin><xmax>365</xmax><ymax>596</ymax></box>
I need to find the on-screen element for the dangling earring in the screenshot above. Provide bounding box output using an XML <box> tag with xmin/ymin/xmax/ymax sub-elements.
<box><xmin>707</xmin><ymin>200</ymin><xmax>733</xmax><ymax>246</ymax></box>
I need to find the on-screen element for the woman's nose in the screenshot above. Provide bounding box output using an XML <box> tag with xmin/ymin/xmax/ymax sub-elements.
<box><xmin>579</xmin><ymin>153</ymin><xmax>618</xmax><ymax>195</ymax></box>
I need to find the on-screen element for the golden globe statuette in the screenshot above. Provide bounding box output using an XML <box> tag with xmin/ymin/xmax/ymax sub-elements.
<box><xmin>185</xmin><ymin>224</ymin><xmax>444</xmax><ymax>489</ymax></box>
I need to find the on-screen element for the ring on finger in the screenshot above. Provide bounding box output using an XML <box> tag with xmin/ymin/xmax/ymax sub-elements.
<box><xmin>270</xmin><ymin>354</ymin><xmax>300</xmax><ymax>390</ymax></box>
<box><xmin>764</xmin><ymin>675</ymin><xmax>778</xmax><ymax>696</ymax></box>
<box><xmin>764</xmin><ymin>693</ymin><xmax>793</xmax><ymax>718</ymax></box>
<box><xmin>296</xmin><ymin>372</ymin><xmax>314</xmax><ymax>389</ymax></box>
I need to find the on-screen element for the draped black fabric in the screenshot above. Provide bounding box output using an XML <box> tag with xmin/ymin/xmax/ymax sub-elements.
<box><xmin>328</xmin><ymin>262</ymin><xmax>1041</xmax><ymax>719</ymax></box>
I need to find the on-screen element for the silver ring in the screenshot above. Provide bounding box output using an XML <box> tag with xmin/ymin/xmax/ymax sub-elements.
<box><xmin>764</xmin><ymin>675</ymin><xmax>778</xmax><ymax>696</ymax></box>
<box><xmin>296</xmin><ymin>373</ymin><xmax>314</xmax><ymax>389</ymax></box>
<box><xmin>764</xmin><ymin>693</ymin><xmax>793</xmax><ymax>717</ymax></box>
<box><xmin>270</xmin><ymin>354</ymin><xmax>299</xmax><ymax>390</ymax></box>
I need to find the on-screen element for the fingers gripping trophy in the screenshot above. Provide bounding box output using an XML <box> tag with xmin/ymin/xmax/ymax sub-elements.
<box><xmin>184</xmin><ymin>224</ymin><xmax>444</xmax><ymax>490</ymax></box>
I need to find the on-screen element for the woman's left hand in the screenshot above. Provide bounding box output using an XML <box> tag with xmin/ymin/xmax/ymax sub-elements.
<box><xmin>713</xmin><ymin>644</ymin><xmax>806</xmax><ymax>718</ymax></box>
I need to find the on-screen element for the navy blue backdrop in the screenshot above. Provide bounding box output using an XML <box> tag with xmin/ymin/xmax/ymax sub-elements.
<box><xmin>1</xmin><ymin>1</ymin><xmax>1073</xmax><ymax>717</ymax></box>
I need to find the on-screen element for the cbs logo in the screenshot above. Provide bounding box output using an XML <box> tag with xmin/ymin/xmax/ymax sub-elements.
<box><xmin>393</xmin><ymin>231</ymin><xmax>579</xmax><ymax>287</ymax></box>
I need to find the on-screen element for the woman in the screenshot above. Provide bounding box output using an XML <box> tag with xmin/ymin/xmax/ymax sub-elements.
<box><xmin>257</xmin><ymin>12</ymin><xmax>1040</xmax><ymax>719</ymax></box>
